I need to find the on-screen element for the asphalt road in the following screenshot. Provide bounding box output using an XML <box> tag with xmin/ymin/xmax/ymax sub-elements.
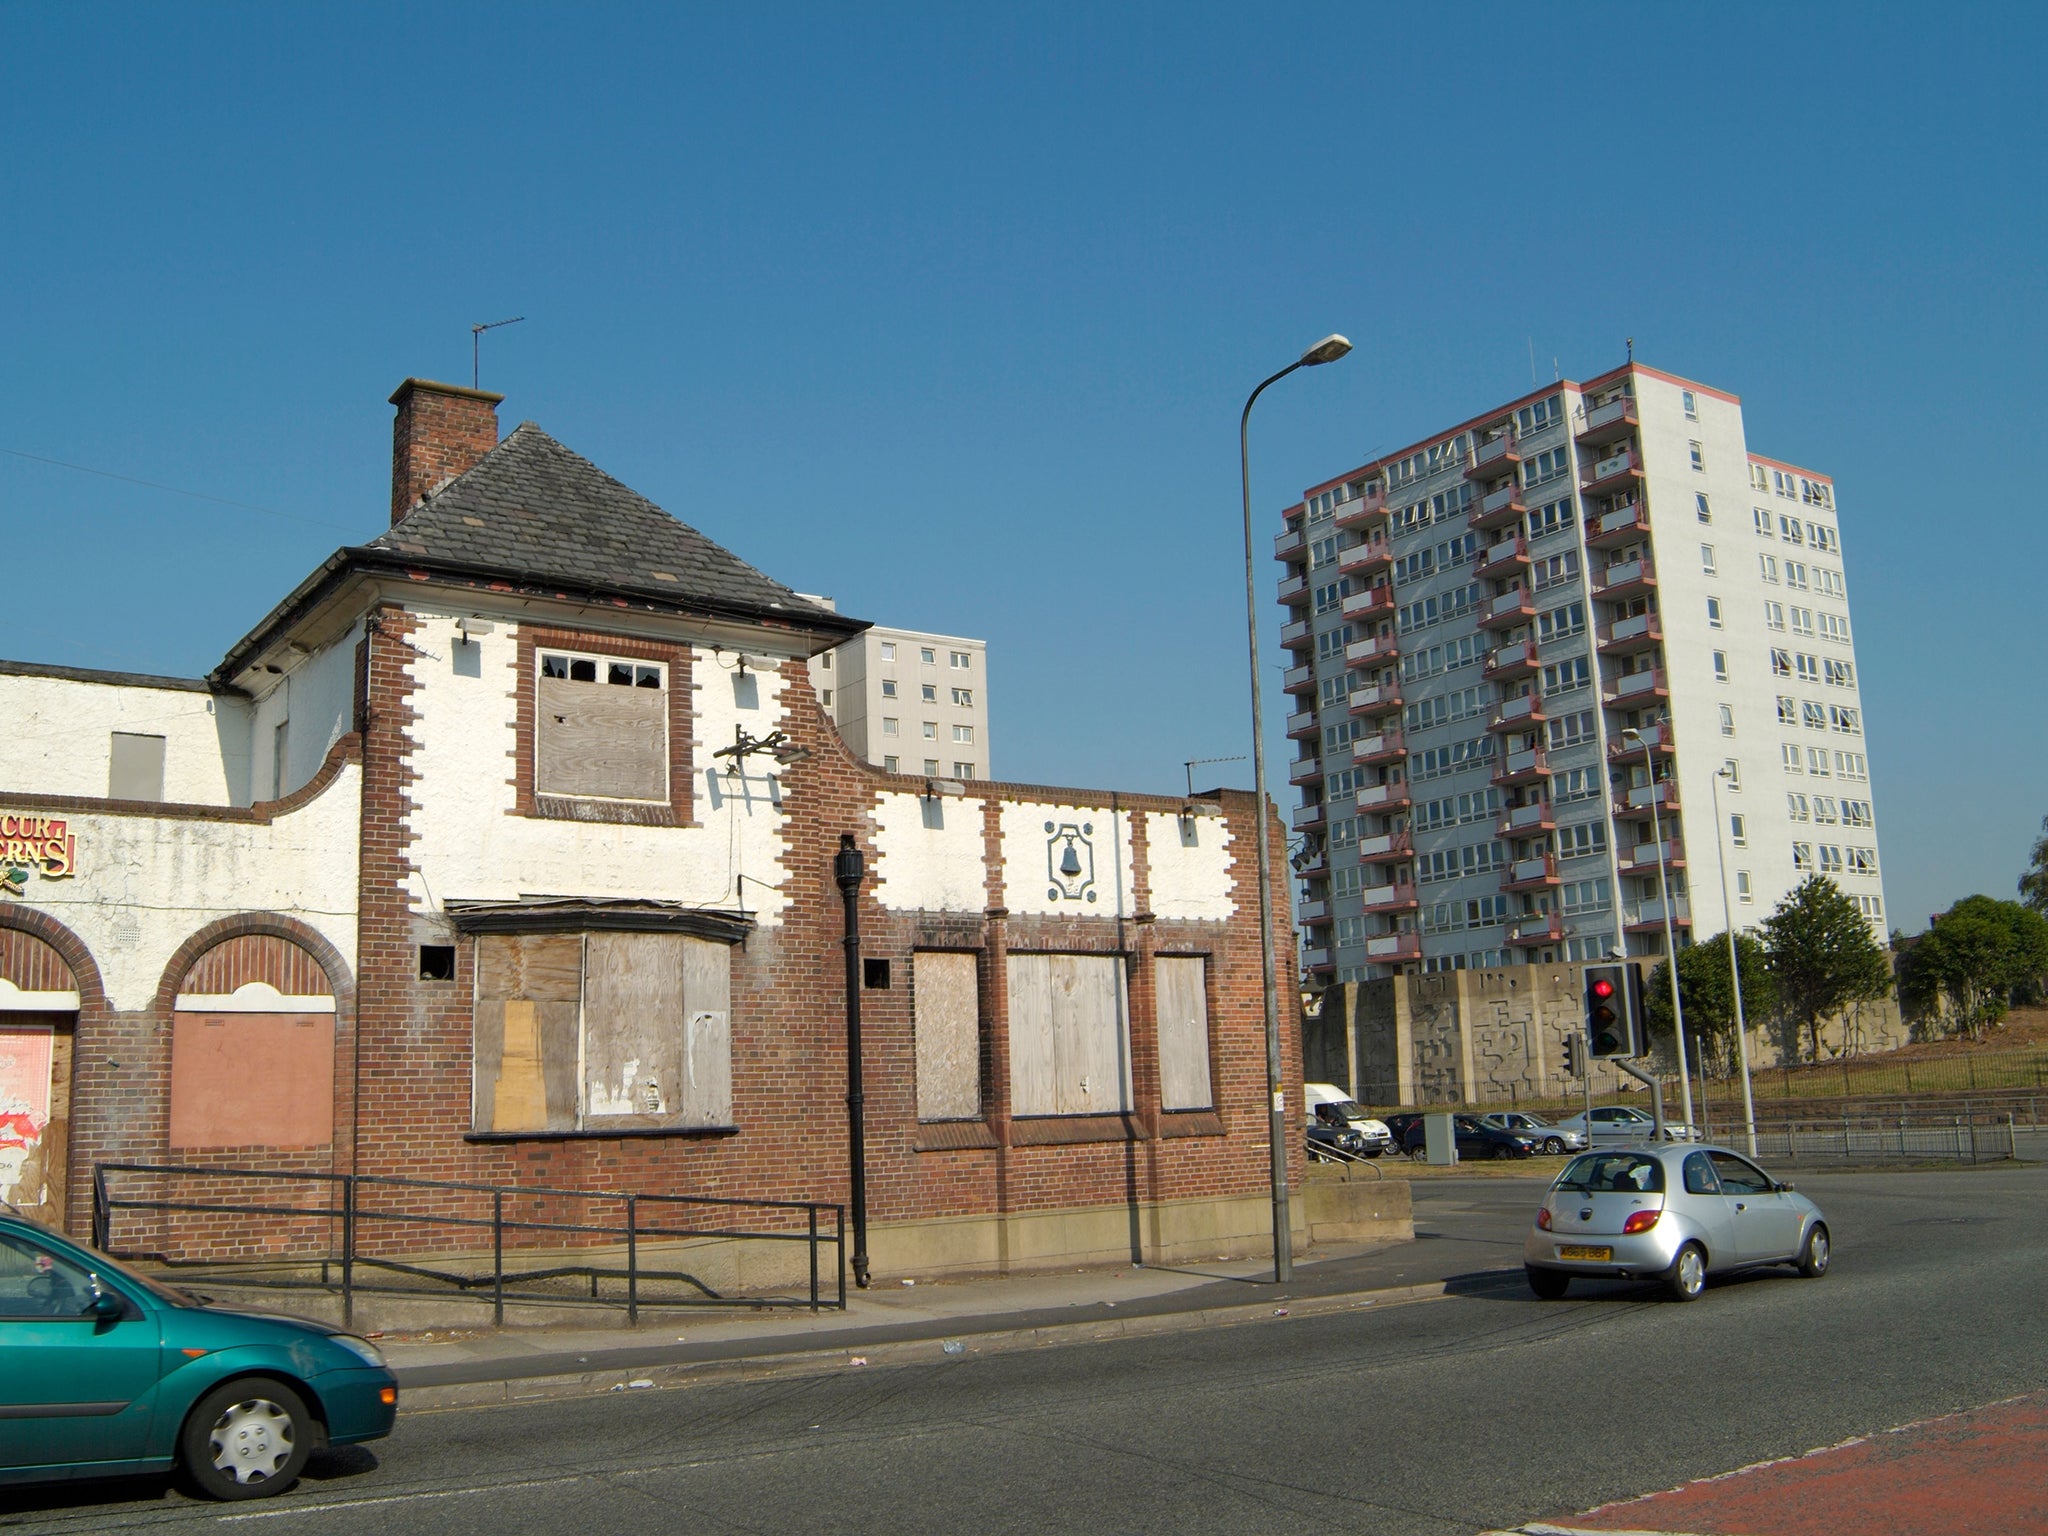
<box><xmin>7</xmin><ymin>1163</ymin><xmax>2043</xmax><ymax>1536</ymax></box>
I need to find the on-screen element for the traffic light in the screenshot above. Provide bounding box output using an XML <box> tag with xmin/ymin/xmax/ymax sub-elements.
<box><xmin>1584</xmin><ymin>963</ymin><xmax>1640</xmax><ymax>1058</ymax></box>
<box><xmin>1562</xmin><ymin>1033</ymin><xmax>1583</xmax><ymax>1078</ymax></box>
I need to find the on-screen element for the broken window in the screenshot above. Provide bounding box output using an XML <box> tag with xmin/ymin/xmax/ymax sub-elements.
<box><xmin>472</xmin><ymin>931</ymin><xmax>732</xmax><ymax>1134</ymax></box>
<box><xmin>535</xmin><ymin>651</ymin><xmax>668</xmax><ymax>802</ymax></box>
<box><xmin>1006</xmin><ymin>953</ymin><xmax>1131</xmax><ymax>1117</ymax></box>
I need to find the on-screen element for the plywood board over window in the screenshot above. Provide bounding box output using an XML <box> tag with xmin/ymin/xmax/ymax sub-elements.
<box><xmin>473</xmin><ymin>935</ymin><xmax>583</xmax><ymax>1134</ymax></box>
<box><xmin>535</xmin><ymin>655</ymin><xmax>668</xmax><ymax>802</ymax></box>
<box><xmin>913</xmin><ymin>951</ymin><xmax>980</xmax><ymax>1122</ymax></box>
<box><xmin>1155</xmin><ymin>955</ymin><xmax>1214</xmax><ymax>1111</ymax></box>
<box><xmin>473</xmin><ymin>931</ymin><xmax>732</xmax><ymax>1135</ymax></box>
<box><xmin>1007</xmin><ymin>953</ymin><xmax>1131</xmax><ymax>1117</ymax></box>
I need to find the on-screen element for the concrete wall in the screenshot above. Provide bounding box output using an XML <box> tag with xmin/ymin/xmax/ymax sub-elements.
<box><xmin>1307</xmin><ymin>962</ymin><xmax>1908</xmax><ymax>1110</ymax></box>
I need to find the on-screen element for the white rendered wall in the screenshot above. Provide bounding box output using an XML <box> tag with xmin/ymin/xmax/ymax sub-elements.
<box><xmin>998</xmin><ymin>800</ymin><xmax>1136</xmax><ymax>918</ymax></box>
<box><xmin>10</xmin><ymin>765</ymin><xmax>362</xmax><ymax>1010</ymax></box>
<box><xmin>0</xmin><ymin>674</ymin><xmax>248</xmax><ymax>806</ymax></box>
<box><xmin>1142</xmin><ymin>811</ymin><xmax>1235</xmax><ymax>922</ymax></box>
<box><xmin>871</xmin><ymin>791</ymin><xmax>988</xmax><ymax>912</ymax></box>
<box><xmin>398</xmin><ymin>611</ymin><xmax>800</xmax><ymax>927</ymax></box>
<box><xmin>245</xmin><ymin>624</ymin><xmax>363</xmax><ymax>801</ymax></box>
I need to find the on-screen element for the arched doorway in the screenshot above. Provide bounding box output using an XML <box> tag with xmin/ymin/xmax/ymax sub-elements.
<box><xmin>168</xmin><ymin>935</ymin><xmax>337</xmax><ymax>1154</ymax></box>
<box><xmin>0</xmin><ymin>929</ymin><xmax>80</xmax><ymax>1228</ymax></box>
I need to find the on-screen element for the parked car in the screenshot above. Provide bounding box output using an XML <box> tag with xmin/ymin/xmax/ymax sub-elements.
<box><xmin>1306</xmin><ymin>1122</ymin><xmax>1371</xmax><ymax>1162</ymax></box>
<box><xmin>1478</xmin><ymin>1111</ymin><xmax>1585</xmax><ymax>1154</ymax></box>
<box><xmin>1553</xmin><ymin>1104</ymin><xmax>1700</xmax><ymax>1144</ymax></box>
<box><xmin>0</xmin><ymin>1210</ymin><xmax>397</xmax><ymax>1499</ymax></box>
<box><xmin>1381</xmin><ymin>1111</ymin><xmax>1426</xmax><ymax>1151</ymax></box>
<box><xmin>1523</xmin><ymin>1144</ymin><xmax>1830</xmax><ymax>1301</ymax></box>
<box><xmin>1402</xmin><ymin>1113</ymin><xmax>1543</xmax><ymax>1161</ymax></box>
<box><xmin>1305</xmin><ymin>1086</ymin><xmax>1393</xmax><ymax>1156</ymax></box>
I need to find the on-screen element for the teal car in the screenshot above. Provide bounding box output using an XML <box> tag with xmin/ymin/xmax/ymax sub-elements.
<box><xmin>0</xmin><ymin>1210</ymin><xmax>396</xmax><ymax>1500</ymax></box>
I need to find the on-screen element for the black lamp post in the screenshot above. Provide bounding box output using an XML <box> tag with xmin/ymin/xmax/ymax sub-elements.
<box><xmin>834</xmin><ymin>833</ymin><xmax>872</xmax><ymax>1289</ymax></box>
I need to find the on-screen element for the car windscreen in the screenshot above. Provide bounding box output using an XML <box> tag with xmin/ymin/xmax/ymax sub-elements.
<box><xmin>1554</xmin><ymin>1152</ymin><xmax>1666</xmax><ymax>1194</ymax></box>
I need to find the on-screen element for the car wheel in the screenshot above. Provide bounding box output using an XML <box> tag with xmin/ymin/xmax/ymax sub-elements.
<box><xmin>1526</xmin><ymin>1266</ymin><xmax>1570</xmax><ymax>1300</ymax></box>
<box><xmin>1544</xmin><ymin>1137</ymin><xmax>1565</xmax><ymax>1155</ymax></box>
<box><xmin>180</xmin><ymin>1377</ymin><xmax>314</xmax><ymax>1501</ymax></box>
<box><xmin>1666</xmin><ymin>1243</ymin><xmax>1707</xmax><ymax>1303</ymax></box>
<box><xmin>1797</xmin><ymin>1223</ymin><xmax>1831</xmax><ymax>1278</ymax></box>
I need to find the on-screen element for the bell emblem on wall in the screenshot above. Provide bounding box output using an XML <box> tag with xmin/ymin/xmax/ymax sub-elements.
<box><xmin>1045</xmin><ymin>821</ymin><xmax>1097</xmax><ymax>903</ymax></box>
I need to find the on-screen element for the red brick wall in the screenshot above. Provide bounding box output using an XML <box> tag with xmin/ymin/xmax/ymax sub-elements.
<box><xmin>389</xmin><ymin>379</ymin><xmax>501</xmax><ymax>524</ymax></box>
<box><xmin>335</xmin><ymin>635</ymin><xmax>1303</xmax><ymax>1265</ymax></box>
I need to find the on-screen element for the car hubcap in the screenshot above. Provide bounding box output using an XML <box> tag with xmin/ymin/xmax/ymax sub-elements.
<box><xmin>209</xmin><ymin>1398</ymin><xmax>295</xmax><ymax>1484</ymax></box>
<box><xmin>1811</xmin><ymin>1233</ymin><xmax>1829</xmax><ymax>1271</ymax></box>
<box><xmin>1679</xmin><ymin>1251</ymin><xmax>1703</xmax><ymax>1294</ymax></box>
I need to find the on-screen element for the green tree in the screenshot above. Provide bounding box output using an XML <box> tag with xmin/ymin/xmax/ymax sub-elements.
<box><xmin>2021</xmin><ymin>814</ymin><xmax>2048</xmax><ymax>915</ymax></box>
<box><xmin>1761</xmin><ymin>876</ymin><xmax>1892</xmax><ymax>1061</ymax></box>
<box><xmin>1645</xmin><ymin>931</ymin><xmax>1778</xmax><ymax>1075</ymax></box>
<box><xmin>1899</xmin><ymin>895</ymin><xmax>2048</xmax><ymax>1038</ymax></box>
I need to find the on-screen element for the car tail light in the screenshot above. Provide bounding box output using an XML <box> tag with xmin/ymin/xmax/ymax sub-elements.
<box><xmin>1622</xmin><ymin>1209</ymin><xmax>1661</xmax><ymax>1235</ymax></box>
<box><xmin>1535</xmin><ymin>1206</ymin><xmax>1552</xmax><ymax>1230</ymax></box>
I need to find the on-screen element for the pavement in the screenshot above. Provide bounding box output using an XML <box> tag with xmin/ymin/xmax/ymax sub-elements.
<box><xmin>1489</xmin><ymin>1391</ymin><xmax>2048</xmax><ymax>1535</ymax></box>
<box><xmin>380</xmin><ymin>1218</ymin><xmax>1521</xmax><ymax>1408</ymax></box>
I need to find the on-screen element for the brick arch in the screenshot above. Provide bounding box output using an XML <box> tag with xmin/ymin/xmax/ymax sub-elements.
<box><xmin>154</xmin><ymin>914</ymin><xmax>355</xmax><ymax>1020</ymax></box>
<box><xmin>0</xmin><ymin>906</ymin><xmax>108</xmax><ymax>1013</ymax></box>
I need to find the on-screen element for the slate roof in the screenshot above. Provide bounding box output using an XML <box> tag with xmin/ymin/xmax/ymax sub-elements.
<box><xmin>364</xmin><ymin>423</ymin><xmax>847</xmax><ymax>629</ymax></box>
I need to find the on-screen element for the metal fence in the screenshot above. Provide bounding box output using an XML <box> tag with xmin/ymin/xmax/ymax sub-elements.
<box><xmin>93</xmin><ymin>1162</ymin><xmax>847</xmax><ymax>1327</ymax></box>
<box><xmin>1750</xmin><ymin>1109</ymin><xmax>2017</xmax><ymax>1166</ymax></box>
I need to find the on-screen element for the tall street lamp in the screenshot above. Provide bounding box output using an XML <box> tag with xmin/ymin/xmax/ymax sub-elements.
<box><xmin>1621</xmin><ymin>726</ymin><xmax>1695</xmax><ymax>1133</ymax></box>
<box><xmin>1709</xmin><ymin>766</ymin><xmax>1760</xmax><ymax>1155</ymax></box>
<box><xmin>1241</xmin><ymin>332</ymin><xmax>1351</xmax><ymax>1285</ymax></box>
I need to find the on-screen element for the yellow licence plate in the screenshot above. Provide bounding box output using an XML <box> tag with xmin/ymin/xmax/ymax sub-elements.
<box><xmin>1558</xmin><ymin>1244</ymin><xmax>1612</xmax><ymax>1262</ymax></box>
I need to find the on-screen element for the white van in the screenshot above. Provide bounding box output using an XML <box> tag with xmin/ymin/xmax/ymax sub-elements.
<box><xmin>1304</xmin><ymin>1083</ymin><xmax>1393</xmax><ymax>1156</ymax></box>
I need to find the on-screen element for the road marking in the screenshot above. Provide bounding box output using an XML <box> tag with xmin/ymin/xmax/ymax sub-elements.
<box><xmin>219</xmin><ymin>1468</ymin><xmax>654</xmax><ymax>1521</ymax></box>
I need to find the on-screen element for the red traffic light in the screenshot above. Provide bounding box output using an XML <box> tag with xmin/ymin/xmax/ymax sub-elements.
<box><xmin>1591</xmin><ymin>978</ymin><xmax>1615</xmax><ymax>999</ymax></box>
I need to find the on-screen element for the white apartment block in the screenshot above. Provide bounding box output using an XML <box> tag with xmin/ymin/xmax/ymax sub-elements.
<box><xmin>1275</xmin><ymin>362</ymin><xmax>1884</xmax><ymax>982</ymax></box>
<box><xmin>806</xmin><ymin>620</ymin><xmax>990</xmax><ymax>780</ymax></box>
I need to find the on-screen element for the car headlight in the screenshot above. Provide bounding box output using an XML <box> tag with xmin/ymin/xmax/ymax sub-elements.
<box><xmin>328</xmin><ymin>1333</ymin><xmax>386</xmax><ymax>1368</ymax></box>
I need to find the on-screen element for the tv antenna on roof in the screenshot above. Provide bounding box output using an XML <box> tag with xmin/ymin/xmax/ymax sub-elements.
<box><xmin>1183</xmin><ymin>755</ymin><xmax>1246</xmax><ymax>799</ymax></box>
<box><xmin>471</xmin><ymin>316</ymin><xmax>526</xmax><ymax>389</ymax></box>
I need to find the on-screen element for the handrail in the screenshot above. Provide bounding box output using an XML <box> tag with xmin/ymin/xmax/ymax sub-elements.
<box><xmin>93</xmin><ymin>1161</ymin><xmax>847</xmax><ymax>1327</ymax></box>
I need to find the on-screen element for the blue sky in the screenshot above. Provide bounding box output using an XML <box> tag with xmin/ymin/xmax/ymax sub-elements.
<box><xmin>3</xmin><ymin>4</ymin><xmax>2041</xmax><ymax>932</ymax></box>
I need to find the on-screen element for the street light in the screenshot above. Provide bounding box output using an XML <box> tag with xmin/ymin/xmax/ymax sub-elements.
<box><xmin>1620</xmin><ymin>726</ymin><xmax>1695</xmax><ymax>1134</ymax></box>
<box><xmin>1241</xmin><ymin>333</ymin><xmax>1351</xmax><ymax>1285</ymax></box>
<box><xmin>1709</xmin><ymin>766</ymin><xmax>1760</xmax><ymax>1155</ymax></box>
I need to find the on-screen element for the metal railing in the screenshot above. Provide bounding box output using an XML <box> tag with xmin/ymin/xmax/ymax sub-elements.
<box><xmin>1753</xmin><ymin>1108</ymin><xmax>2016</xmax><ymax>1165</ymax></box>
<box><xmin>93</xmin><ymin>1162</ymin><xmax>846</xmax><ymax>1327</ymax></box>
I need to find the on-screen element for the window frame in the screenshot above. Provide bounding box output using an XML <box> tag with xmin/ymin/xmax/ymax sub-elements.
<box><xmin>517</xmin><ymin>629</ymin><xmax>694</xmax><ymax>826</ymax></box>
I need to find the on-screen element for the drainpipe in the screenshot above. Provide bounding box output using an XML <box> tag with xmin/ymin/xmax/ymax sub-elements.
<box><xmin>834</xmin><ymin>833</ymin><xmax>871</xmax><ymax>1288</ymax></box>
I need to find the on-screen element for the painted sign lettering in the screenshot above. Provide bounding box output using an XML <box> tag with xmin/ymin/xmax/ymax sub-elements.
<box><xmin>0</xmin><ymin>813</ymin><xmax>76</xmax><ymax>895</ymax></box>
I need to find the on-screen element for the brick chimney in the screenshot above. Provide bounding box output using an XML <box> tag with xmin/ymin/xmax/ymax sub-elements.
<box><xmin>389</xmin><ymin>378</ymin><xmax>503</xmax><ymax>523</ymax></box>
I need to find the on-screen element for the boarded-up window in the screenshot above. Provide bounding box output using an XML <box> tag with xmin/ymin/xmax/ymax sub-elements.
<box><xmin>1155</xmin><ymin>955</ymin><xmax>1213</xmax><ymax>1111</ymax></box>
<box><xmin>1007</xmin><ymin>953</ymin><xmax>1131</xmax><ymax>1117</ymax></box>
<box><xmin>168</xmin><ymin>1013</ymin><xmax>335</xmax><ymax>1149</ymax></box>
<box><xmin>913</xmin><ymin>951</ymin><xmax>980</xmax><ymax>1121</ymax></box>
<box><xmin>535</xmin><ymin>652</ymin><xmax>668</xmax><ymax>802</ymax></box>
<box><xmin>473</xmin><ymin>931</ymin><xmax>732</xmax><ymax>1134</ymax></box>
<box><xmin>109</xmin><ymin>732</ymin><xmax>166</xmax><ymax>801</ymax></box>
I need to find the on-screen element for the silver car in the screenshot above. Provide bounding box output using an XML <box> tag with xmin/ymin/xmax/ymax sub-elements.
<box><xmin>1523</xmin><ymin>1144</ymin><xmax>1830</xmax><ymax>1302</ymax></box>
<box><xmin>1478</xmin><ymin>1111</ymin><xmax>1585</xmax><ymax>1154</ymax></box>
<box><xmin>1554</xmin><ymin>1104</ymin><xmax>1701</xmax><ymax>1144</ymax></box>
